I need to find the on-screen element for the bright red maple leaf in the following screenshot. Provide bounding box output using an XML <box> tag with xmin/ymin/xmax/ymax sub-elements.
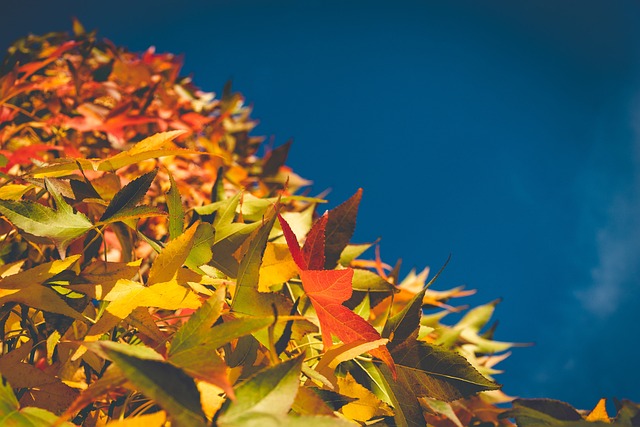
<box><xmin>278</xmin><ymin>212</ymin><xmax>396</xmax><ymax>377</ymax></box>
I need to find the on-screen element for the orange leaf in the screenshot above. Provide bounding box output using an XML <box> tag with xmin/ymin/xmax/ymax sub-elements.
<box><xmin>277</xmin><ymin>213</ymin><xmax>306</xmax><ymax>270</ymax></box>
<box><xmin>301</xmin><ymin>213</ymin><xmax>327</xmax><ymax>270</ymax></box>
<box><xmin>300</xmin><ymin>269</ymin><xmax>395</xmax><ymax>377</ymax></box>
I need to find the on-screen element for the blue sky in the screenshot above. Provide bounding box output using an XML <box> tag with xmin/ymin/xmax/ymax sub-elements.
<box><xmin>2</xmin><ymin>0</ymin><xmax>640</xmax><ymax>409</ymax></box>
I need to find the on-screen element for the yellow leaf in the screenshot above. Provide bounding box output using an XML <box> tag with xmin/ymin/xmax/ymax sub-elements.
<box><xmin>148</xmin><ymin>223</ymin><xmax>198</xmax><ymax>286</ymax></box>
<box><xmin>31</xmin><ymin>130</ymin><xmax>206</xmax><ymax>177</ymax></box>
<box><xmin>71</xmin><ymin>259</ymin><xmax>142</xmax><ymax>299</ymax></box>
<box><xmin>197</xmin><ymin>381</ymin><xmax>225</xmax><ymax>421</ymax></box>
<box><xmin>0</xmin><ymin>256</ymin><xmax>83</xmax><ymax>319</ymax></box>
<box><xmin>258</xmin><ymin>242</ymin><xmax>298</xmax><ymax>292</ymax></box>
<box><xmin>0</xmin><ymin>184</ymin><xmax>34</xmax><ymax>200</ymax></box>
<box><xmin>104</xmin><ymin>411</ymin><xmax>166</xmax><ymax>426</ymax></box>
<box><xmin>0</xmin><ymin>260</ymin><xmax>26</xmax><ymax>278</ymax></box>
<box><xmin>316</xmin><ymin>339</ymin><xmax>389</xmax><ymax>386</ymax></box>
<box><xmin>337</xmin><ymin>373</ymin><xmax>394</xmax><ymax>422</ymax></box>
<box><xmin>87</xmin><ymin>278</ymin><xmax>201</xmax><ymax>338</ymax></box>
<box><xmin>586</xmin><ymin>398</ymin><xmax>610</xmax><ymax>423</ymax></box>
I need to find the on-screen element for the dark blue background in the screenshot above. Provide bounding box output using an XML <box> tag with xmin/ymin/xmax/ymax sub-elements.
<box><xmin>3</xmin><ymin>0</ymin><xmax>640</xmax><ymax>409</ymax></box>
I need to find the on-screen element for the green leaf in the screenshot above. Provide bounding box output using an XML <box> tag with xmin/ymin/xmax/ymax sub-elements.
<box><xmin>383</xmin><ymin>288</ymin><xmax>425</xmax><ymax>345</ymax></box>
<box><xmin>99</xmin><ymin>205</ymin><xmax>165</xmax><ymax>225</ymax></box>
<box><xmin>167</xmin><ymin>170</ymin><xmax>184</xmax><ymax>240</ymax></box>
<box><xmin>324</xmin><ymin>188</ymin><xmax>362</xmax><ymax>269</ymax></box>
<box><xmin>454</xmin><ymin>298</ymin><xmax>500</xmax><ymax>332</ymax></box>
<box><xmin>100</xmin><ymin>168</ymin><xmax>157</xmax><ymax>221</ymax></box>
<box><xmin>0</xmin><ymin>180</ymin><xmax>93</xmax><ymax>256</ymax></box>
<box><xmin>352</xmin><ymin>268</ymin><xmax>395</xmax><ymax>293</ymax></box>
<box><xmin>88</xmin><ymin>341</ymin><xmax>207</xmax><ymax>427</ymax></box>
<box><xmin>169</xmin><ymin>315</ymin><xmax>274</xmax><ymax>397</ymax></box>
<box><xmin>211</xmin><ymin>221</ymin><xmax>261</xmax><ymax>277</ymax></box>
<box><xmin>168</xmin><ymin>288</ymin><xmax>225</xmax><ymax>357</ymax></box>
<box><xmin>185</xmin><ymin>223</ymin><xmax>215</xmax><ymax>274</ymax></box>
<box><xmin>0</xmin><ymin>377</ymin><xmax>76</xmax><ymax>426</ymax></box>
<box><xmin>147</xmin><ymin>223</ymin><xmax>198</xmax><ymax>286</ymax></box>
<box><xmin>204</xmin><ymin>316</ymin><xmax>276</xmax><ymax>350</ymax></box>
<box><xmin>231</xmin><ymin>208</ymin><xmax>276</xmax><ymax>313</ymax></box>
<box><xmin>338</xmin><ymin>243</ymin><xmax>373</xmax><ymax>266</ymax></box>
<box><xmin>218</xmin><ymin>356</ymin><xmax>304</xmax><ymax>426</ymax></box>
<box><xmin>387</xmin><ymin>340</ymin><xmax>500</xmax><ymax>402</ymax></box>
<box><xmin>500</xmin><ymin>399</ymin><xmax>613</xmax><ymax>427</ymax></box>
<box><xmin>213</xmin><ymin>192</ymin><xmax>241</xmax><ymax>229</ymax></box>
<box><xmin>353</xmin><ymin>361</ymin><xmax>423</xmax><ymax>427</ymax></box>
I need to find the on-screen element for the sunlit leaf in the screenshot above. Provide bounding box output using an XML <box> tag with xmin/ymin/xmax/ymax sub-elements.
<box><xmin>217</xmin><ymin>356</ymin><xmax>303</xmax><ymax>426</ymax></box>
<box><xmin>0</xmin><ymin>256</ymin><xmax>84</xmax><ymax>319</ymax></box>
<box><xmin>104</xmin><ymin>411</ymin><xmax>167</xmax><ymax>427</ymax></box>
<box><xmin>586</xmin><ymin>398</ymin><xmax>610</xmax><ymax>423</ymax></box>
<box><xmin>336</xmin><ymin>373</ymin><xmax>394</xmax><ymax>422</ymax></box>
<box><xmin>0</xmin><ymin>180</ymin><xmax>93</xmax><ymax>256</ymax></box>
<box><xmin>258</xmin><ymin>242</ymin><xmax>298</xmax><ymax>292</ymax></box>
<box><xmin>148</xmin><ymin>222</ymin><xmax>198</xmax><ymax>285</ymax></box>
<box><xmin>167</xmin><ymin>170</ymin><xmax>185</xmax><ymax>240</ymax></box>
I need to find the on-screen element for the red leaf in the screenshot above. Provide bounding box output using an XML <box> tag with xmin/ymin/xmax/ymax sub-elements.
<box><xmin>302</xmin><ymin>213</ymin><xmax>327</xmax><ymax>270</ymax></box>
<box><xmin>277</xmin><ymin>213</ymin><xmax>307</xmax><ymax>270</ymax></box>
<box><xmin>279</xmin><ymin>214</ymin><xmax>396</xmax><ymax>376</ymax></box>
<box><xmin>324</xmin><ymin>188</ymin><xmax>362</xmax><ymax>269</ymax></box>
<box><xmin>0</xmin><ymin>144</ymin><xmax>64</xmax><ymax>172</ymax></box>
<box><xmin>300</xmin><ymin>269</ymin><xmax>396</xmax><ymax>377</ymax></box>
<box><xmin>17</xmin><ymin>41</ymin><xmax>78</xmax><ymax>80</ymax></box>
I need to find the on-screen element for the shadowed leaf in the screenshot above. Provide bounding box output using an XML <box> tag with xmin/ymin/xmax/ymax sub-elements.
<box><xmin>324</xmin><ymin>189</ymin><xmax>362</xmax><ymax>269</ymax></box>
<box><xmin>100</xmin><ymin>169</ymin><xmax>157</xmax><ymax>221</ymax></box>
<box><xmin>86</xmin><ymin>341</ymin><xmax>207</xmax><ymax>427</ymax></box>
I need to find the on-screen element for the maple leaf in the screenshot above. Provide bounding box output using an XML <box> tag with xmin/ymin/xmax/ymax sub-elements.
<box><xmin>0</xmin><ymin>256</ymin><xmax>84</xmax><ymax>320</ymax></box>
<box><xmin>0</xmin><ymin>179</ymin><xmax>93</xmax><ymax>257</ymax></box>
<box><xmin>0</xmin><ymin>144</ymin><xmax>64</xmax><ymax>173</ymax></box>
<box><xmin>278</xmin><ymin>212</ymin><xmax>396</xmax><ymax>377</ymax></box>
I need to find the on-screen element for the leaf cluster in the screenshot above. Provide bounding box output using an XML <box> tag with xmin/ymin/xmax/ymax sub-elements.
<box><xmin>0</xmin><ymin>22</ymin><xmax>634</xmax><ymax>427</ymax></box>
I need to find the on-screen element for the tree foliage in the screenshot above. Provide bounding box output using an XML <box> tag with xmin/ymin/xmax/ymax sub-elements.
<box><xmin>0</xmin><ymin>22</ymin><xmax>636</xmax><ymax>426</ymax></box>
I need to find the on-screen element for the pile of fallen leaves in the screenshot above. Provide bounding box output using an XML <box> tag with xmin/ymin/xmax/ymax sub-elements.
<box><xmin>0</xmin><ymin>22</ymin><xmax>637</xmax><ymax>427</ymax></box>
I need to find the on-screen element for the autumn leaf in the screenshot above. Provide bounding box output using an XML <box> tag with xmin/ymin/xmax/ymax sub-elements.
<box><xmin>324</xmin><ymin>188</ymin><xmax>362</xmax><ymax>269</ymax></box>
<box><xmin>300</xmin><ymin>269</ymin><xmax>395</xmax><ymax>375</ymax></box>
<box><xmin>99</xmin><ymin>168</ymin><xmax>157</xmax><ymax>222</ymax></box>
<box><xmin>30</xmin><ymin>130</ymin><xmax>196</xmax><ymax>176</ymax></box>
<box><xmin>258</xmin><ymin>242</ymin><xmax>298</xmax><ymax>292</ymax></box>
<box><xmin>500</xmin><ymin>399</ymin><xmax>614</xmax><ymax>426</ymax></box>
<box><xmin>0</xmin><ymin>179</ymin><xmax>93</xmax><ymax>256</ymax></box>
<box><xmin>147</xmin><ymin>222</ymin><xmax>198</xmax><ymax>285</ymax></box>
<box><xmin>302</xmin><ymin>213</ymin><xmax>327</xmax><ymax>270</ymax></box>
<box><xmin>167</xmin><ymin>170</ymin><xmax>185</xmax><ymax>240</ymax></box>
<box><xmin>104</xmin><ymin>412</ymin><xmax>167</xmax><ymax>427</ymax></box>
<box><xmin>336</xmin><ymin>372</ymin><xmax>394</xmax><ymax>422</ymax></box>
<box><xmin>0</xmin><ymin>256</ymin><xmax>84</xmax><ymax>319</ymax></box>
<box><xmin>278</xmin><ymin>214</ymin><xmax>395</xmax><ymax>376</ymax></box>
<box><xmin>217</xmin><ymin>356</ymin><xmax>303</xmax><ymax>426</ymax></box>
<box><xmin>85</xmin><ymin>341</ymin><xmax>207</xmax><ymax>427</ymax></box>
<box><xmin>384</xmin><ymin>341</ymin><xmax>500</xmax><ymax>402</ymax></box>
<box><xmin>87</xmin><ymin>278</ymin><xmax>201</xmax><ymax>338</ymax></box>
<box><xmin>383</xmin><ymin>289</ymin><xmax>500</xmax><ymax>401</ymax></box>
<box><xmin>586</xmin><ymin>399</ymin><xmax>610</xmax><ymax>423</ymax></box>
<box><xmin>166</xmin><ymin>288</ymin><xmax>233</xmax><ymax>397</ymax></box>
<box><xmin>0</xmin><ymin>377</ymin><xmax>76</xmax><ymax>427</ymax></box>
